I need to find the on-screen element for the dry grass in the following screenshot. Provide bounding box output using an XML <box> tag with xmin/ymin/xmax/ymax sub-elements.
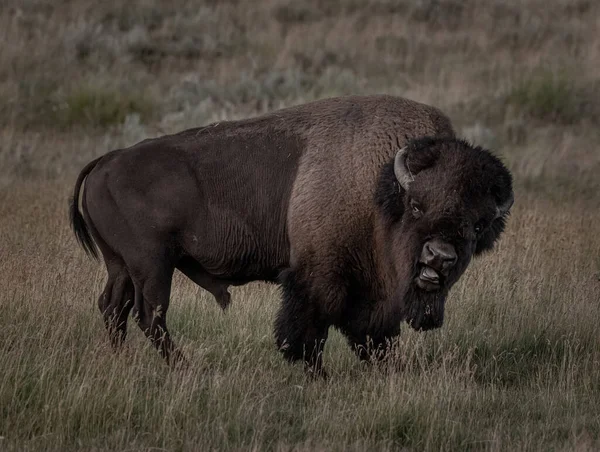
<box><xmin>1</xmin><ymin>1</ymin><xmax>599</xmax><ymax>451</ymax></box>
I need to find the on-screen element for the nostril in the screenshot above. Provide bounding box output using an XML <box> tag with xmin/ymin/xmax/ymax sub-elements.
<box><xmin>442</xmin><ymin>253</ymin><xmax>458</xmax><ymax>269</ymax></box>
<box><xmin>423</xmin><ymin>243</ymin><xmax>434</xmax><ymax>259</ymax></box>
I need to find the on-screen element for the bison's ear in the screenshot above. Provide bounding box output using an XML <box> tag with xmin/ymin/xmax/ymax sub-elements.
<box><xmin>475</xmin><ymin>189</ymin><xmax>514</xmax><ymax>255</ymax></box>
<box><xmin>495</xmin><ymin>190</ymin><xmax>514</xmax><ymax>219</ymax></box>
<box><xmin>476</xmin><ymin>215</ymin><xmax>507</xmax><ymax>254</ymax></box>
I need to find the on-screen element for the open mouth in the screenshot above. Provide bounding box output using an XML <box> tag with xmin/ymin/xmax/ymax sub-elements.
<box><xmin>415</xmin><ymin>265</ymin><xmax>442</xmax><ymax>291</ymax></box>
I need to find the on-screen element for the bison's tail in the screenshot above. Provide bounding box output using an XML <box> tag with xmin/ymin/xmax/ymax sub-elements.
<box><xmin>69</xmin><ymin>156</ymin><xmax>103</xmax><ymax>260</ymax></box>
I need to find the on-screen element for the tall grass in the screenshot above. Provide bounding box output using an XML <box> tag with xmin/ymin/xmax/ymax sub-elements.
<box><xmin>1</xmin><ymin>180</ymin><xmax>598</xmax><ymax>451</ymax></box>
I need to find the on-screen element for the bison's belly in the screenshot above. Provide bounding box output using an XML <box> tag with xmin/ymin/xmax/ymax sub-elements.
<box><xmin>182</xmin><ymin>209</ymin><xmax>290</xmax><ymax>284</ymax></box>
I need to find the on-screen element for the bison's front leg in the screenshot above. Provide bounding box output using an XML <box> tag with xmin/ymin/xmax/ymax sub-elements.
<box><xmin>345</xmin><ymin>331</ymin><xmax>399</xmax><ymax>364</ymax></box>
<box><xmin>340</xmin><ymin>310</ymin><xmax>401</xmax><ymax>366</ymax></box>
<box><xmin>274</xmin><ymin>269</ymin><xmax>330</xmax><ymax>379</ymax></box>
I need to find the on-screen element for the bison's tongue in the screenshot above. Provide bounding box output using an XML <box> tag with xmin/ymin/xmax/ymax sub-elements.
<box><xmin>420</xmin><ymin>266</ymin><xmax>440</xmax><ymax>283</ymax></box>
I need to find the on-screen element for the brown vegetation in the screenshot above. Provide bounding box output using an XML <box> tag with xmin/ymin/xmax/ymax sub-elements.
<box><xmin>1</xmin><ymin>0</ymin><xmax>599</xmax><ymax>450</ymax></box>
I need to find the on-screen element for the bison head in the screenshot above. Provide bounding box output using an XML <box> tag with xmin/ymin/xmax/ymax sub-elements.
<box><xmin>377</xmin><ymin>137</ymin><xmax>513</xmax><ymax>332</ymax></box>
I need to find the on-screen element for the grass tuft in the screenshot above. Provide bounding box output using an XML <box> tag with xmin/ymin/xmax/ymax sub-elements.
<box><xmin>507</xmin><ymin>71</ymin><xmax>584</xmax><ymax>124</ymax></box>
<box><xmin>54</xmin><ymin>87</ymin><xmax>154</xmax><ymax>129</ymax></box>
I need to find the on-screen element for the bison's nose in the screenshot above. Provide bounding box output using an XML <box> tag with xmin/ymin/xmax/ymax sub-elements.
<box><xmin>422</xmin><ymin>239</ymin><xmax>457</xmax><ymax>273</ymax></box>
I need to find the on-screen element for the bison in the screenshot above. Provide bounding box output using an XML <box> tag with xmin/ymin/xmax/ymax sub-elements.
<box><xmin>69</xmin><ymin>95</ymin><xmax>513</xmax><ymax>377</ymax></box>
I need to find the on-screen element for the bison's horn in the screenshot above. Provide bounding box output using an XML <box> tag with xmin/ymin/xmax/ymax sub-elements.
<box><xmin>496</xmin><ymin>191</ymin><xmax>514</xmax><ymax>218</ymax></box>
<box><xmin>394</xmin><ymin>147</ymin><xmax>413</xmax><ymax>191</ymax></box>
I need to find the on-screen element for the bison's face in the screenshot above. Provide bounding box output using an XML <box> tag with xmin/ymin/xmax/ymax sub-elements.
<box><xmin>379</xmin><ymin>137</ymin><xmax>514</xmax><ymax>331</ymax></box>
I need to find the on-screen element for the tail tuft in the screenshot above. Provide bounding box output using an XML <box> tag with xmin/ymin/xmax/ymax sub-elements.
<box><xmin>69</xmin><ymin>156</ymin><xmax>103</xmax><ymax>260</ymax></box>
<box><xmin>69</xmin><ymin>195</ymin><xmax>99</xmax><ymax>260</ymax></box>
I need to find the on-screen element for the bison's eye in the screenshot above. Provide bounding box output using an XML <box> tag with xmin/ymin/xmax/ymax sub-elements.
<box><xmin>474</xmin><ymin>222</ymin><xmax>484</xmax><ymax>235</ymax></box>
<box><xmin>410</xmin><ymin>200</ymin><xmax>423</xmax><ymax>219</ymax></box>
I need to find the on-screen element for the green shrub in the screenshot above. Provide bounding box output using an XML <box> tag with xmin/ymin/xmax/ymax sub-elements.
<box><xmin>54</xmin><ymin>86</ymin><xmax>154</xmax><ymax>129</ymax></box>
<box><xmin>16</xmin><ymin>80</ymin><xmax>155</xmax><ymax>131</ymax></box>
<box><xmin>508</xmin><ymin>71</ymin><xmax>580</xmax><ymax>124</ymax></box>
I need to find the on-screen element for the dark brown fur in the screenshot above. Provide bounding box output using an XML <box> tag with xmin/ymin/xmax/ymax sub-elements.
<box><xmin>69</xmin><ymin>95</ymin><xmax>513</xmax><ymax>375</ymax></box>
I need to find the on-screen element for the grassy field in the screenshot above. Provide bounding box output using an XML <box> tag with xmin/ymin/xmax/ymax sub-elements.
<box><xmin>1</xmin><ymin>1</ymin><xmax>599</xmax><ymax>450</ymax></box>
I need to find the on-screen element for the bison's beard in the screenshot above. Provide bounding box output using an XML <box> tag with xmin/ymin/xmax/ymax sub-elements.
<box><xmin>401</xmin><ymin>283</ymin><xmax>447</xmax><ymax>331</ymax></box>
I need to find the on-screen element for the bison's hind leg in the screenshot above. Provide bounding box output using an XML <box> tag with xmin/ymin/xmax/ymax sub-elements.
<box><xmin>274</xmin><ymin>269</ymin><xmax>330</xmax><ymax>379</ymax></box>
<box><xmin>98</xmin><ymin>261</ymin><xmax>134</xmax><ymax>350</ymax></box>
<box><xmin>129</xmin><ymin>258</ymin><xmax>188</xmax><ymax>369</ymax></box>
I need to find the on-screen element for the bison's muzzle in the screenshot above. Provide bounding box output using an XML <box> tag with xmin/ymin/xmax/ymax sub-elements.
<box><xmin>415</xmin><ymin>238</ymin><xmax>457</xmax><ymax>292</ymax></box>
